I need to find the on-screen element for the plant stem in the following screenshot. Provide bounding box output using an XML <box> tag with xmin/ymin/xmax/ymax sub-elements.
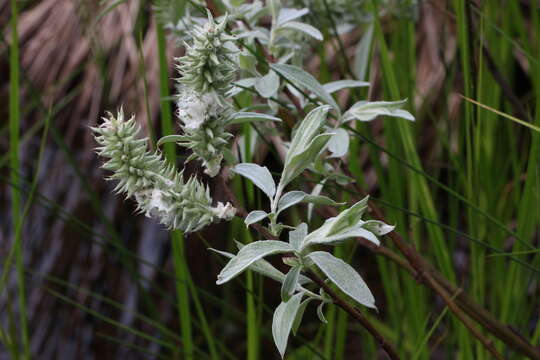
<box><xmin>306</xmin><ymin>271</ymin><xmax>401</xmax><ymax>360</ymax></box>
<box><xmin>9</xmin><ymin>0</ymin><xmax>29</xmax><ymax>357</ymax></box>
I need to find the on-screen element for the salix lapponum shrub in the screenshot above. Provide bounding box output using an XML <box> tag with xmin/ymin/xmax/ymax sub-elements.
<box><xmin>94</xmin><ymin>1</ymin><xmax>416</xmax><ymax>357</ymax></box>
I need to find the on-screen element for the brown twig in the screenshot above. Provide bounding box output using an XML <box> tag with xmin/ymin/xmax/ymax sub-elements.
<box><xmin>306</xmin><ymin>271</ymin><xmax>401</xmax><ymax>360</ymax></box>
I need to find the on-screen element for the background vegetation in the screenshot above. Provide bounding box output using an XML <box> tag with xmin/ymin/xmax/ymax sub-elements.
<box><xmin>1</xmin><ymin>0</ymin><xmax>539</xmax><ymax>359</ymax></box>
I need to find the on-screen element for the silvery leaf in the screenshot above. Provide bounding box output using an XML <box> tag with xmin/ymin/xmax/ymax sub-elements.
<box><xmin>343</xmin><ymin>99</ymin><xmax>415</xmax><ymax>122</ymax></box>
<box><xmin>292</xmin><ymin>298</ymin><xmax>312</xmax><ymax>335</ymax></box>
<box><xmin>228</xmin><ymin>77</ymin><xmax>257</xmax><ymax>97</ymax></box>
<box><xmin>302</xmin><ymin>197</ymin><xmax>370</xmax><ymax>248</ymax></box>
<box><xmin>307</xmin><ymin>180</ymin><xmax>325</xmax><ymax>222</ymax></box>
<box><xmin>307</xmin><ymin>251</ymin><xmax>376</xmax><ymax>309</ymax></box>
<box><xmin>362</xmin><ymin>220</ymin><xmax>395</xmax><ymax>236</ymax></box>
<box><xmin>277</xmin><ymin>7</ymin><xmax>309</xmax><ymax>25</ymax></box>
<box><xmin>289</xmin><ymin>223</ymin><xmax>308</xmax><ymax>250</ymax></box>
<box><xmin>229</xmin><ymin>112</ymin><xmax>282</xmax><ymax>125</ymax></box>
<box><xmin>216</xmin><ymin>240</ymin><xmax>292</xmax><ymax>284</ymax></box>
<box><xmin>353</xmin><ymin>24</ymin><xmax>373</xmax><ymax>81</ymax></box>
<box><xmin>271</xmin><ymin>64</ymin><xmax>340</xmax><ymax>112</ymax></box>
<box><xmin>277</xmin><ymin>191</ymin><xmax>342</xmax><ymax>215</ymax></box>
<box><xmin>327</xmin><ymin>128</ymin><xmax>350</xmax><ymax>158</ymax></box>
<box><xmin>306</xmin><ymin>226</ymin><xmax>380</xmax><ymax>247</ymax></box>
<box><xmin>157</xmin><ymin>135</ymin><xmax>189</xmax><ymax>146</ymax></box>
<box><xmin>286</xmin><ymin>105</ymin><xmax>330</xmax><ymax>163</ymax></box>
<box><xmin>255</xmin><ymin>70</ymin><xmax>280</xmax><ymax>98</ymax></box>
<box><xmin>232</xmin><ymin>163</ymin><xmax>276</xmax><ymax>199</ymax></box>
<box><xmin>279</xmin><ymin>21</ymin><xmax>323</xmax><ymax>41</ymax></box>
<box><xmin>316</xmin><ymin>302</ymin><xmax>328</xmax><ymax>323</ymax></box>
<box><xmin>322</xmin><ymin>80</ymin><xmax>370</xmax><ymax>94</ymax></box>
<box><xmin>281</xmin><ymin>265</ymin><xmax>302</xmax><ymax>302</ymax></box>
<box><xmin>210</xmin><ymin>245</ymin><xmax>286</xmax><ymax>284</ymax></box>
<box><xmin>245</xmin><ymin>210</ymin><xmax>269</xmax><ymax>227</ymax></box>
<box><xmin>272</xmin><ymin>292</ymin><xmax>304</xmax><ymax>358</ymax></box>
<box><xmin>281</xmin><ymin>133</ymin><xmax>334</xmax><ymax>187</ymax></box>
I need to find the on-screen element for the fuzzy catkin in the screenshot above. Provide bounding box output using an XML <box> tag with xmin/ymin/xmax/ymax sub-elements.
<box><xmin>176</xmin><ymin>12</ymin><xmax>237</xmax><ymax>96</ymax></box>
<box><xmin>174</xmin><ymin>12</ymin><xmax>238</xmax><ymax>177</ymax></box>
<box><xmin>176</xmin><ymin>86</ymin><xmax>233</xmax><ymax>177</ymax></box>
<box><xmin>93</xmin><ymin>109</ymin><xmax>235</xmax><ymax>233</ymax></box>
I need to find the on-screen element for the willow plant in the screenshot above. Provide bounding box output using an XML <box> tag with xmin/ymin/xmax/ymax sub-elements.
<box><xmin>93</xmin><ymin>2</ymin><xmax>414</xmax><ymax>358</ymax></box>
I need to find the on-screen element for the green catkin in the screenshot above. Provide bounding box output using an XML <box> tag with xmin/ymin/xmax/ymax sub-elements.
<box><xmin>174</xmin><ymin>11</ymin><xmax>238</xmax><ymax>177</ymax></box>
<box><xmin>176</xmin><ymin>12</ymin><xmax>237</xmax><ymax>96</ymax></box>
<box><xmin>93</xmin><ymin>109</ymin><xmax>235</xmax><ymax>233</ymax></box>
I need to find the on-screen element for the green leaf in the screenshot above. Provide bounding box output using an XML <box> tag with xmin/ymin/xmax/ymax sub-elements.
<box><xmin>277</xmin><ymin>190</ymin><xmax>342</xmax><ymax>215</ymax></box>
<box><xmin>272</xmin><ymin>292</ymin><xmax>304</xmax><ymax>358</ymax></box>
<box><xmin>286</xmin><ymin>105</ymin><xmax>330</xmax><ymax>163</ymax></box>
<box><xmin>281</xmin><ymin>265</ymin><xmax>302</xmax><ymax>302</ymax></box>
<box><xmin>343</xmin><ymin>99</ymin><xmax>414</xmax><ymax>122</ymax></box>
<box><xmin>307</xmin><ymin>226</ymin><xmax>381</xmax><ymax>247</ymax></box>
<box><xmin>281</xmin><ymin>133</ymin><xmax>333</xmax><ymax>187</ymax></box>
<box><xmin>232</xmin><ymin>163</ymin><xmax>276</xmax><ymax>199</ymax></box>
<box><xmin>327</xmin><ymin>128</ymin><xmax>350</xmax><ymax>158</ymax></box>
<box><xmin>245</xmin><ymin>210</ymin><xmax>269</xmax><ymax>227</ymax></box>
<box><xmin>353</xmin><ymin>24</ymin><xmax>373</xmax><ymax>81</ymax></box>
<box><xmin>279</xmin><ymin>21</ymin><xmax>323</xmax><ymax>41</ymax></box>
<box><xmin>289</xmin><ymin>223</ymin><xmax>308</xmax><ymax>250</ymax></box>
<box><xmin>307</xmin><ymin>251</ymin><xmax>376</xmax><ymax>309</ymax></box>
<box><xmin>157</xmin><ymin>134</ymin><xmax>189</xmax><ymax>147</ymax></box>
<box><xmin>271</xmin><ymin>64</ymin><xmax>340</xmax><ymax>112</ymax></box>
<box><xmin>216</xmin><ymin>240</ymin><xmax>293</xmax><ymax>285</ymax></box>
<box><xmin>292</xmin><ymin>298</ymin><xmax>312</xmax><ymax>335</ymax></box>
<box><xmin>255</xmin><ymin>70</ymin><xmax>280</xmax><ymax>98</ymax></box>
<box><xmin>316</xmin><ymin>302</ymin><xmax>327</xmax><ymax>323</ymax></box>
<box><xmin>277</xmin><ymin>7</ymin><xmax>309</xmax><ymax>25</ymax></box>
<box><xmin>229</xmin><ymin>112</ymin><xmax>282</xmax><ymax>125</ymax></box>
<box><xmin>362</xmin><ymin>220</ymin><xmax>395</xmax><ymax>236</ymax></box>
<box><xmin>322</xmin><ymin>80</ymin><xmax>370</xmax><ymax>94</ymax></box>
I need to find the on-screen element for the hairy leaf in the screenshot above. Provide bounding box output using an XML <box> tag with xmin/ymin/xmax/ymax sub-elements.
<box><xmin>307</xmin><ymin>251</ymin><xmax>376</xmax><ymax>309</ymax></box>
<box><xmin>217</xmin><ymin>240</ymin><xmax>292</xmax><ymax>284</ymax></box>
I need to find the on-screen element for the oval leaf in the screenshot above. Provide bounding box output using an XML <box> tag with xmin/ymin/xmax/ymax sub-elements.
<box><xmin>272</xmin><ymin>292</ymin><xmax>304</xmax><ymax>358</ymax></box>
<box><xmin>307</xmin><ymin>251</ymin><xmax>376</xmax><ymax>309</ymax></box>
<box><xmin>255</xmin><ymin>70</ymin><xmax>280</xmax><ymax>98</ymax></box>
<box><xmin>271</xmin><ymin>64</ymin><xmax>340</xmax><ymax>112</ymax></box>
<box><xmin>232</xmin><ymin>163</ymin><xmax>276</xmax><ymax>199</ymax></box>
<box><xmin>245</xmin><ymin>210</ymin><xmax>269</xmax><ymax>227</ymax></box>
<box><xmin>327</xmin><ymin>128</ymin><xmax>350</xmax><ymax>158</ymax></box>
<box><xmin>281</xmin><ymin>133</ymin><xmax>334</xmax><ymax>187</ymax></box>
<box><xmin>343</xmin><ymin>99</ymin><xmax>415</xmax><ymax>122</ymax></box>
<box><xmin>217</xmin><ymin>240</ymin><xmax>292</xmax><ymax>285</ymax></box>
<box><xmin>277</xmin><ymin>191</ymin><xmax>342</xmax><ymax>215</ymax></box>
<box><xmin>281</xmin><ymin>265</ymin><xmax>302</xmax><ymax>302</ymax></box>
<box><xmin>292</xmin><ymin>298</ymin><xmax>312</xmax><ymax>335</ymax></box>
<box><xmin>279</xmin><ymin>21</ymin><xmax>323</xmax><ymax>41</ymax></box>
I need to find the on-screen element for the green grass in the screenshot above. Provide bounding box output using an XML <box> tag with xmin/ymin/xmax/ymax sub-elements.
<box><xmin>2</xmin><ymin>0</ymin><xmax>540</xmax><ymax>358</ymax></box>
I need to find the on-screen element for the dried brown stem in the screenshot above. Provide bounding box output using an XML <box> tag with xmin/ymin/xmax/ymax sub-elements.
<box><xmin>306</xmin><ymin>271</ymin><xmax>401</xmax><ymax>360</ymax></box>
